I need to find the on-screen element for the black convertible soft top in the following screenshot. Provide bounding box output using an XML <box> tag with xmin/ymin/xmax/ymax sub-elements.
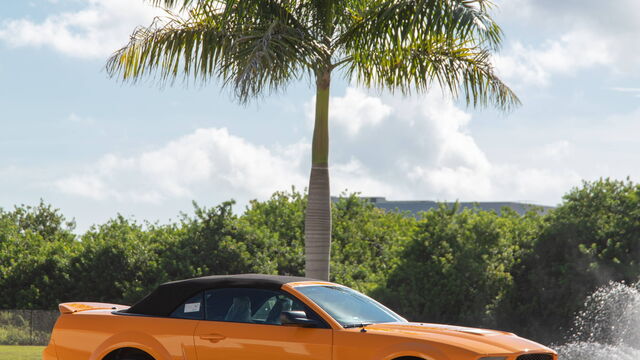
<box><xmin>124</xmin><ymin>274</ymin><xmax>316</xmax><ymax>316</ymax></box>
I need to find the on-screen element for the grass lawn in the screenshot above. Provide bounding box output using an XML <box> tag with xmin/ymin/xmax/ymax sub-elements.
<box><xmin>0</xmin><ymin>345</ymin><xmax>44</xmax><ymax>360</ymax></box>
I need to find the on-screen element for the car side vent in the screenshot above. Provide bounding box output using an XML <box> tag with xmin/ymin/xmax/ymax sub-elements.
<box><xmin>517</xmin><ymin>354</ymin><xmax>553</xmax><ymax>360</ymax></box>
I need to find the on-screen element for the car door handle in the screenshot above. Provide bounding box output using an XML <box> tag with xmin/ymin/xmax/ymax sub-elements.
<box><xmin>199</xmin><ymin>334</ymin><xmax>226</xmax><ymax>343</ymax></box>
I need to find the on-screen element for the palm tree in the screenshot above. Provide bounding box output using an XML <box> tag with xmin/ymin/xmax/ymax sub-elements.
<box><xmin>106</xmin><ymin>0</ymin><xmax>519</xmax><ymax>281</ymax></box>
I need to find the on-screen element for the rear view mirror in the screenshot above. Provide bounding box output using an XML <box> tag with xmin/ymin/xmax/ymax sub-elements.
<box><xmin>280</xmin><ymin>311</ymin><xmax>319</xmax><ymax>327</ymax></box>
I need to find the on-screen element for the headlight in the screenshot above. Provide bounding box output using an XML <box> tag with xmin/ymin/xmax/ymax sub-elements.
<box><xmin>479</xmin><ymin>357</ymin><xmax>507</xmax><ymax>360</ymax></box>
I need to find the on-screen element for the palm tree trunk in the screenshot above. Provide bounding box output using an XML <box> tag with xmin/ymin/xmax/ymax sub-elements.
<box><xmin>305</xmin><ymin>70</ymin><xmax>331</xmax><ymax>281</ymax></box>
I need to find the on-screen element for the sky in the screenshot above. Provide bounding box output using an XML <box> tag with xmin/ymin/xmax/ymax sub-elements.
<box><xmin>1</xmin><ymin>0</ymin><xmax>639</xmax><ymax>231</ymax></box>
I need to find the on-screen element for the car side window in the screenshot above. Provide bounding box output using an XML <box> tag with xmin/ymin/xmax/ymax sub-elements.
<box><xmin>204</xmin><ymin>288</ymin><xmax>326</xmax><ymax>327</ymax></box>
<box><xmin>170</xmin><ymin>292</ymin><xmax>204</xmax><ymax>320</ymax></box>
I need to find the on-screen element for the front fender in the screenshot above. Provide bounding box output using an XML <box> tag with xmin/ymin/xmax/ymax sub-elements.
<box><xmin>91</xmin><ymin>331</ymin><xmax>173</xmax><ymax>360</ymax></box>
<box><xmin>376</xmin><ymin>341</ymin><xmax>449</xmax><ymax>360</ymax></box>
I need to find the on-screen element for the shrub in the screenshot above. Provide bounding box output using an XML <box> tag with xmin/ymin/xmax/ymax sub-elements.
<box><xmin>378</xmin><ymin>205</ymin><xmax>543</xmax><ymax>329</ymax></box>
<box><xmin>501</xmin><ymin>179</ymin><xmax>640</xmax><ymax>343</ymax></box>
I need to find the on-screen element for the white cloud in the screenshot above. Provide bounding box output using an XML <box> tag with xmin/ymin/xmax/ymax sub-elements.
<box><xmin>56</xmin><ymin>88</ymin><xmax>588</xmax><ymax>208</ymax></box>
<box><xmin>68</xmin><ymin>112</ymin><xmax>95</xmax><ymax>125</ymax></box>
<box><xmin>611</xmin><ymin>88</ymin><xmax>640</xmax><ymax>98</ymax></box>
<box><xmin>500</xmin><ymin>0</ymin><xmax>640</xmax><ymax>33</ymax></box>
<box><xmin>331</xmin><ymin>158</ymin><xmax>402</xmax><ymax>198</ymax></box>
<box><xmin>408</xmin><ymin>165</ymin><xmax>493</xmax><ymax>200</ymax></box>
<box><xmin>495</xmin><ymin>31</ymin><xmax>613</xmax><ymax>87</ymax></box>
<box><xmin>492</xmin><ymin>166</ymin><xmax>581</xmax><ymax>204</ymax></box>
<box><xmin>56</xmin><ymin>128</ymin><xmax>310</xmax><ymax>203</ymax></box>
<box><xmin>317</xmin><ymin>87</ymin><xmax>580</xmax><ymax>204</ymax></box>
<box><xmin>534</xmin><ymin>140</ymin><xmax>573</xmax><ymax>161</ymax></box>
<box><xmin>0</xmin><ymin>0</ymin><xmax>162</xmax><ymax>58</ymax></box>
<box><xmin>329</xmin><ymin>88</ymin><xmax>392</xmax><ymax>136</ymax></box>
<box><xmin>495</xmin><ymin>0</ymin><xmax>640</xmax><ymax>86</ymax></box>
<box><xmin>56</xmin><ymin>174</ymin><xmax>110</xmax><ymax>201</ymax></box>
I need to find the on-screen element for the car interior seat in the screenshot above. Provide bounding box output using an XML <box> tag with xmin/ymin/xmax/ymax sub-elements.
<box><xmin>224</xmin><ymin>296</ymin><xmax>252</xmax><ymax>323</ymax></box>
<box><xmin>266</xmin><ymin>297</ymin><xmax>293</xmax><ymax>324</ymax></box>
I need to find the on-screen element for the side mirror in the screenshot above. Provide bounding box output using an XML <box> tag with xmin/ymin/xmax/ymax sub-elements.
<box><xmin>280</xmin><ymin>311</ymin><xmax>319</xmax><ymax>328</ymax></box>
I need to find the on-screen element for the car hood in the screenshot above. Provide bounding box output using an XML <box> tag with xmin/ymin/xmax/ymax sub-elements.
<box><xmin>361</xmin><ymin>322</ymin><xmax>555</xmax><ymax>355</ymax></box>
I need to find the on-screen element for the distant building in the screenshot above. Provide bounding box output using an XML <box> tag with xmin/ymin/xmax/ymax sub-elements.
<box><xmin>334</xmin><ymin>197</ymin><xmax>554</xmax><ymax>216</ymax></box>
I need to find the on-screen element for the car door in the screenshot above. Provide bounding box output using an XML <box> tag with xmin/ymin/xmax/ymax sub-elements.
<box><xmin>194</xmin><ymin>287</ymin><xmax>332</xmax><ymax>360</ymax></box>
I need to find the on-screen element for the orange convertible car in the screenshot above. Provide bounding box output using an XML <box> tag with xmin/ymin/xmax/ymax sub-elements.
<box><xmin>44</xmin><ymin>274</ymin><xmax>557</xmax><ymax>360</ymax></box>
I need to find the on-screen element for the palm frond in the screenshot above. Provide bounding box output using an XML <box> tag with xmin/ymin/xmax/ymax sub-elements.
<box><xmin>113</xmin><ymin>0</ymin><xmax>515</xmax><ymax>108</ymax></box>
<box><xmin>107</xmin><ymin>1</ymin><xmax>322</xmax><ymax>103</ymax></box>
<box><xmin>334</xmin><ymin>0</ymin><xmax>516</xmax><ymax>109</ymax></box>
<box><xmin>345</xmin><ymin>34</ymin><xmax>520</xmax><ymax>110</ymax></box>
<box><xmin>146</xmin><ymin>0</ymin><xmax>198</xmax><ymax>11</ymax></box>
<box><xmin>220</xmin><ymin>19</ymin><xmax>318</xmax><ymax>102</ymax></box>
<box><xmin>338</xmin><ymin>0</ymin><xmax>502</xmax><ymax>51</ymax></box>
<box><xmin>106</xmin><ymin>15</ymin><xmax>227</xmax><ymax>85</ymax></box>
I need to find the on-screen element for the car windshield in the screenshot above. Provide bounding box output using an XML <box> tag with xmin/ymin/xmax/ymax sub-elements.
<box><xmin>296</xmin><ymin>285</ymin><xmax>406</xmax><ymax>327</ymax></box>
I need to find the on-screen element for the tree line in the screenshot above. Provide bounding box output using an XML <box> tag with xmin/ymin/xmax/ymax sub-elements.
<box><xmin>1</xmin><ymin>178</ymin><xmax>638</xmax><ymax>344</ymax></box>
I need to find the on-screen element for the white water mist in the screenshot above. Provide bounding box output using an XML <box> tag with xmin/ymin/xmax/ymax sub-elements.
<box><xmin>556</xmin><ymin>281</ymin><xmax>640</xmax><ymax>360</ymax></box>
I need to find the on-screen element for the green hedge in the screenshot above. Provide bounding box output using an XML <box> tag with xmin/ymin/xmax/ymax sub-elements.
<box><xmin>1</xmin><ymin>179</ymin><xmax>639</xmax><ymax>344</ymax></box>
